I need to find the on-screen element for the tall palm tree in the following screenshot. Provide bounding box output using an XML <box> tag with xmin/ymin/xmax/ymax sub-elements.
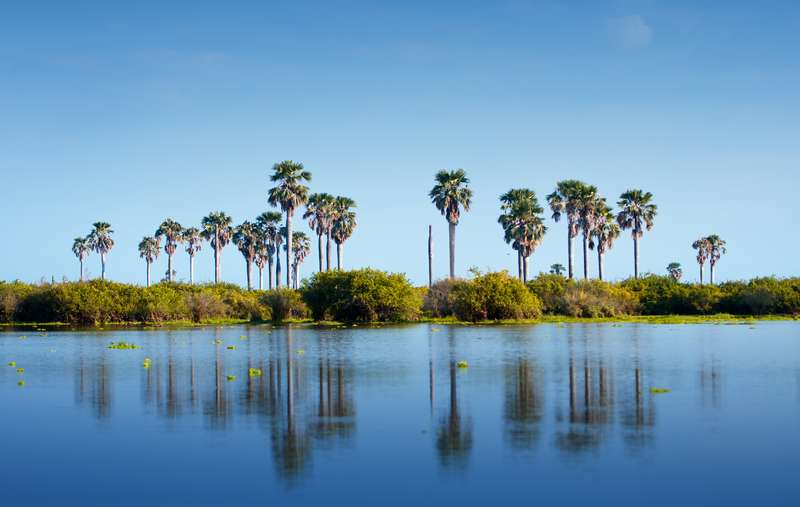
<box><xmin>155</xmin><ymin>218</ymin><xmax>184</xmax><ymax>283</ymax></box>
<box><xmin>429</xmin><ymin>169</ymin><xmax>472</xmax><ymax>279</ymax></box>
<box><xmin>588</xmin><ymin>206</ymin><xmax>620</xmax><ymax>281</ymax></box>
<box><xmin>200</xmin><ymin>212</ymin><xmax>233</xmax><ymax>284</ymax></box>
<box><xmin>88</xmin><ymin>222</ymin><xmax>114</xmax><ymax>280</ymax></box>
<box><xmin>576</xmin><ymin>187</ymin><xmax>602</xmax><ymax>280</ymax></box>
<box><xmin>549</xmin><ymin>264</ymin><xmax>566</xmax><ymax>276</ymax></box>
<box><xmin>71</xmin><ymin>236</ymin><xmax>92</xmax><ymax>282</ymax></box>
<box><xmin>331</xmin><ymin>196</ymin><xmax>357</xmax><ymax>270</ymax></box>
<box><xmin>268</xmin><ymin>160</ymin><xmax>311</xmax><ymax>288</ymax></box>
<box><xmin>303</xmin><ymin>193</ymin><xmax>335</xmax><ymax>272</ymax></box>
<box><xmin>254</xmin><ymin>230</ymin><xmax>268</xmax><ymax>291</ymax></box>
<box><xmin>256</xmin><ymin>211</ymin><xmax>282</xmax><ymax>290</ymax></box>
<box><xmin>289</xmin><ymin>231</ymin><xmax>311</xmax><ymax>289</ymax></box>
<box><xmin>692</xmin><ymin>237</ymin><xmax>711</xmax><ymax>285</ymax></box>
<box><xmin>666</xmin><ymin>262</ymin><xmax>683</xmax><ymax>281</ymax></box>
<box><xmin>498</xmin><ymin>189</ymin><xmax>546</xmax><ymax>282</ymax></box>
<box><xmin>138</xmin><ymin>236</ymin><xmax>160</xmax><ymax>287</ymax></box>
<box><xmin>547</xmin><ymin>180</ymin><xmax>588</xmax><ymax>280</ymax></box>
<box><xmin>182</xmin><ymin>227</ymin><xmax>202</xmax><ymax>284</ymax></box>
<box><xmin>616</xmin><ymin>189</ymin><xmax>657</xmax><ymax>279</ymax></box>
<box><xmin>233</xmin><ymin>220</ymin><xmax>259</xmax><ymax>290</ymax></box>
<box><xmin>706</xmin><ymin>235</ymin><xmax>727</xmax><ymax>285</ymax></box>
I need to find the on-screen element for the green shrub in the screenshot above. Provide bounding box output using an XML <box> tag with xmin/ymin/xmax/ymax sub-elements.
<box><xmin>423</xmin><ymin>278</ymin><xmax>459</xmax><ymax>317</ymax></box>
<box><xmin>262</xmin><ymin>288</ymin><xmax>307</xmax><ymax>322</ymax></box>
<box><xmin>559</xmin><ymin>280</ymin><xmax>639</xmax><ymax>317</ymax></box>
<box><xmin>301</xmin><ymin>269</ymin><xmax>422</xmax><ymax>322</ymax></box>
<box><xmin>450</xmin><ymin>271</ymin><xmax>542</xmax><ymax>322</ymax></box>
<box><xmin>526</xmin><ymin>274</ymin><xmax>570</xmax><ymax>314</ymax></box>
<box><xmin>622</xmin><ymin>275</ymin><xmax>721</xmax><ymax>315</ymax></box>
<box><xmin>718</xmin><ymin>277</ymin><xmax>800</xmax><ymax>315</ymax></box>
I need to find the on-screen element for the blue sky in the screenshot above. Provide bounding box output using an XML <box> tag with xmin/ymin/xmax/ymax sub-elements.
<box><xmin>1</xmin><ymin>0</ymin><xmax>798</xmax><ymax>285</ymax></box>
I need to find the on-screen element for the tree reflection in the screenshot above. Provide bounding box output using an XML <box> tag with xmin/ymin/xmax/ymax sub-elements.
<box><xmin>504</xmin><ymin>358</ymin><xmax>543</xmax><ymax>449</ymax></box>
<box><xmin>435</xmin><ymin>330</ymin><xmax>473</xmax><ymax>469</ymax></box>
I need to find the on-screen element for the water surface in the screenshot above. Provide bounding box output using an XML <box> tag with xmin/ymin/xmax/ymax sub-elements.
<box><xmin>2</xmin><ymin>322</ymin><xmax>799</xmax><ymax>506</ymax></box>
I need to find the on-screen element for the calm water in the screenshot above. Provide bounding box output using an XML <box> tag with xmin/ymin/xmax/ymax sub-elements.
<box><xmin>1</xmin><ymin>322</ymin><xmax>799</xmax><ymax>506</ymax></box>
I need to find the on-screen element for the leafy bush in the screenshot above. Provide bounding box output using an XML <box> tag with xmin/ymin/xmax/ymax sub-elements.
<box><xmin>621</xmin><ymin>275</ymin><xmax>721</xmax><ymax>315</ymax></box>
<box><xmin>450</xmin><ymin>271</ymin><xmax>542</xmax><ymax>321</ymax></box>
<box><xmin>525</xmin><ymin>274</ymin><xmax>570</xmax><ymax>314</ymax></box>
<box><xmin>527</xmin><ymin>275</ymin><xmax>638</xmax><ymax>317</ymax></box>
<box><xmin>301</xmin><ymin>269</ymin><xmax>422</xmax><ymax>322</ymax></box>
<box><xmin>262</xmin><ymin>288</ymin><xmax>307</xmax><ymax>322</ymax></box>
<box><xmin>423</xmin><ymin>278</ymin><xmax>459</xmax><ymax>317</ymax></box>
<box><xmin>717</xmin><ymin>278</ymin><xmax>800</xmax><ymax>315</ymax></box>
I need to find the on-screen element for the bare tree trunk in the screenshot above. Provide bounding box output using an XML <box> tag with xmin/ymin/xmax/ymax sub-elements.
<box><xmin>582</xmin><ymin>234</ymin><xmax>589</xmax><ymax>280</ymax></box>
<box><xmin>337</xmin><ymin>243</ymin><xmax>343</xmax><ymax>270</ymax></box>
<box><xmin>214</xmin><ymin>231</ymin><xmax>221</xmax><ymax>284</ymax></box>
<box><xmin>258</xmin><ymin>266</ymin><xmax>263</xmax><ymax>290</ymax></box>
<box><xmin>276</xmin><ymin>255</ymin><xmax>282</xmax><ymax>289</ymax></box>
<box><xmin>294</xmin><ymin>264</ymin><xmax>299</xmax><ymax>289</ymax></box>
<box><xmin>448</xmin><ymin>222</ymin><xmax>456</xmax><ymax>279</ymax></box>
<box><xmin>699</xmin><ymin>263</ymin><xmax>704</xmax><ymax>285</ymax></box>
<box><xmin>246</xmin><ymin>258</ymin><xmax>252</xmax><ymax>290</ymax></box>
<box><xmin>633</xmin><ymin>236</ymin><xmax>640</xmax><ymax>279</ymax></box>
<box><xmin>268</xmin><ymin>258</ymin><xmax>274</xmax><ymax>290</ymax></box>
<box><xmin>517</xmin><ymin>249</ymin><xmax>522</xmax><ymax>280</ymax></box>
<box><xmin>79</xmin><ymin>258</ymin><xmax>84</xmax><ymax>282</ymax></box>
<box><xmin>146</xmin><ymin>262</ymin><xmax>151</xmax><ymax>287</ymax></box>
<box><xmin>326</xmin><ymin>231</ymin><xmax>332</xmax><ymax>271</ymax></box>
<box><xmin>189</xmin><ymin>255</ymin><xmax>195</xmax><ymax>284</ymax></box>
<box><xmin>167</xmin><ymin>253</ymin><xmax>173</xmax><ymax>282</ymax></box>
<box><xmin>101</xmin><ymin>253</ymin><xmax>106</xmax><ymax>280</ymax></box>
<box><xmin>709</xmin><ymin>262</ymin><xmax>715</xmax><ymax>285</ymax></box>
<box><xmin>285</xmin><ymin>213</ymin><xmax>293</xmax><ymax>287</ymax></box>
<box><xmin>317</xmin><ymin>233</ymin><xmax>323</xmax><ymax>272</ymax></box>
<box><xmin>523</xmin><ymin>254</ymin><xmax>529</xmax><ymax>283</ymax></box>
<box><xmin>428</xmin><ymin>225</ymin><xmax>433</xmax><ymax>287</ymax></box>
<box><xmin>598</xmin><ymin>249</ymin><xmax>604</xmax><ymax>281</ymax></box>
<box><xmin>567</xmin><ymin>225</ymin><xmax>574</xmax><ymax>280</ymax></box>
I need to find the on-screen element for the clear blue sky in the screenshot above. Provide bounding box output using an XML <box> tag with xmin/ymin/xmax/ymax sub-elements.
<box><xmin>1</xmin><ymin>0</ymin><xmax>797</xmax><ymax>286</ymax></box>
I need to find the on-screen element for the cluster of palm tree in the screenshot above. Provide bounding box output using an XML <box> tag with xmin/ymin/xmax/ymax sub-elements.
<box><xmin>72</xmin><ymin>222</ymin><xmax>115</xmax><ymax>281</ymax></box>
<box><xmin>129</xmin><ymin>161</ymin><xmax>355</xmax><ymax>289</ymax></box>
<box><xmin>692</xmin><ymin>235</ymin><xmax>727</xmax><ymax>285</ymax></box>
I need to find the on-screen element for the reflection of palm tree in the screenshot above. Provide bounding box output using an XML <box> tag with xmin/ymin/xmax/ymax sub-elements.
<box><xmin>504</xmin><ymin>359</ymin><xmax>543</xmax><ymax>449</ymax></box>
<box><xmin>435</xmin><ymin>330</ymin><xmax>473</xmax><ymax>468</ymax></box>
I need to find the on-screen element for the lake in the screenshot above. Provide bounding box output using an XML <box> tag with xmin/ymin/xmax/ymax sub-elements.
<box><xmin>1</xmin><ymin>322</ymin><xmax>799</xmax><ymax>506</ymax></box>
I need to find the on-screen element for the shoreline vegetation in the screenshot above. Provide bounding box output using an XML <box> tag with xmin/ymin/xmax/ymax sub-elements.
<box><xmin>2</xmin><ymin>269</ymin><xmax>798</xmax><ymax>328</ymax></box>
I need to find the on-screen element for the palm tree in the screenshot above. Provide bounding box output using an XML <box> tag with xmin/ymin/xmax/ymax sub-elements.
<box><xmin>268</xmin><ymin>160</ymin><xmax>311</xmax><ymax>288</ymax></box>
<box><xmin>256</xmin><ymin>211</ymin><xmax>282</xmax><ymax>290</ymax></box>
<box><xmin>138</xmin><ymin>236</ymin><xmax>160</xmax><ymax>287</ymax></box>
<box><xmin>549</xmin><ymin>264</ymin><xmax>566</xmax><ymax>276</ymax></box>
<box><xmin>547</xmin><ymin>180</ymin><xmax>588</xmax><ymax>280</ymax></box>
<box><xmin>666</xmin><ymin>262</ymin><xmax>683</xmax><ymax>281</ymax></box>
<box><xmin>429</xmin><ymin>169</ymin><xmax>472</xmax><ymax>279</ymax></box>
<box><xmin>254</xmin><ymin>231</ymin><xmax>268</xmax><ymax>290</ymax></box>
<box><xmin>88</xmin><ymin>222</ymin><xmax>114</xmax><ymax>280</ymax></box>
<box><xmin>71</xmin><ymin>236</ymin><xmax>92</xmax><ymax>282</ymax></box>
<box><xmin>498</xmin><ymin>189</ymin><xmax>546</xmax><ymax>282</ymax></box>
<box><xmin>155</xmin><ymin>218</ymin><xmax>184</xmax><ymax>283</ymax></box>
<box><xmin>233</xmin><ymin>220</ymin><xmax>259</xmax><ymax>290</ymax></box>
<box><xmin>692</xmin><ymin>237</ymin><xmax>711</xmax><ymax>285</ymax></box>
<box><xmin>576</xmin><ymin>188</ymin><xmax>603</xmax><ymax>280</ymax></box>
<box><xmin>616</xmin><ymin>189</ymin><xmax>657</xmax><ymax>279</ymax></box>
<box><xmin>200</xmin><ymin>212</ymin><xmax>233</xmax><ymax>284</ymax></box>
<box><xmin>588</xmin><ymin>206</ymin><xmax>620</xmax><ymax>281</ymax></box>
<box><xmin>182</xmin><ymin>227</ymin><xmax>202</xmax><ymax>284</ymax></box>
<box><xmin>331</xmin><ymin>196</ymin><xmax>357</xmax><ymax>270</ymax></box>
<box><xmin>706</xmin><ymin>235</ymin><xmax>727</xmax><ymax>285</ymax></box>
<box><xmin>303</xmin><ymin>193</ymin><xmax>335</xmax><ymax>272</ymax></box>
<box><xmin>289</xmin><ymin>232</ymin><xmax>311</xmax><ymax>289</ymax></box>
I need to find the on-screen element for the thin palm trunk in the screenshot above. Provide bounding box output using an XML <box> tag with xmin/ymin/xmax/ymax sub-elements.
<box><xmin>167</xmin><ymin>253</ymin><xmax>173</xmax><ymax>282</ymax></box>
<box><xmin>699</xmin><ymin>263</ymin><xmax>704</xmax><ymax>285</ymax></box>
<box><xmin>633</xmin><ymin>236</ymin><xmax>640</xmax><ymax>279</ymax></box>
<box><xmin>268</xmin><ymin>258</ymin><xmax>274</xmax><ymax>290</ymax></box>
<box><xmin>245</xmin><ymin>258</ymin><xmax>252</xmax><ymax>290</ymax></box>
<box><xmin>146</xmin><ymin>262</ymin><xmax>151</xmax><ymax>287</ymax></box>
<box><xmin>336</xmin><ymin>243</ymin><xmax>342</xmax><ymax>270</ymax></box>
<box><xmin>582</xmin><ymin>234</ymin><xmax>589</xmax><ymax>280</ymax></box>
<box><xmin>286</xmin><ymin>213</ymin><xmax>293</xmax><ymax>287</ymax></box>
<box><xmin>276</xmin><ymin>255</ymin><xmax>282</xmax><ymax>289</ymax></box>
<box><xmin>597</xmin><ymin>250</ymin><xmax>604</xmax><ymax>281</ymax></box>
<box><xmin>709</xmin><ymin>262</ymin><xmax>715</xmax><ymax>285</ymax></box>
<box><xmin>189</xmin><ymin>255</ymin><xmax>195</xmax><ymax>284</ymax></box>
<box><xmin>567</xmin><ymin>225</ymin><xmax>574</xmax><ymax>279</ymax></box>
<box><xmin>79</xmin><ymin>259</ymin><xmax>84</xmax><ymax>282</ymax></box>
<box><xmin>326</xmin><ymin>231</ymin><xmax>332</xmax><ymax>271</ymax></box>
<box><xmin>258</xmin><ymin>266</ymin><xmax>263</xmax><ymax>290</ymax></box>
<box><xmin>101</xmin><ymin>253</ymin><xmax>106</xmax><ymax>280</ymax></box>
<box><xmin>317</xmin><ymin>234</ymin><xmax>323</xmax><ymax>272</ymax></box>
<box><xmin>448</xmin><ymin>222</ymin><xmax>456</xmax><ymax>279</ymax></box>
<box><xmin>517</xmin><ymin>249</ymin><xmax>522</xmax><ymax>281</ymax></box>
<box><xmin>522</xmin><ymin>254</ymin><xmax>529</xmax><ymax>283</ymax></box>
<box><xmin>428</xmin><ymin>225</ymin><xmax>433</xmax><ymax>287</ymax></box>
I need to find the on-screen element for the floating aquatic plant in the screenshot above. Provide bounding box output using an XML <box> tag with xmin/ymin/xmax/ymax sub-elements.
<box><xmin>239</xmin><ymin>335</ymin><xmax>247</xmax><ymax>340</ymax></box>
<box><xmin>142</xmin><ymin>358</ymin><xmax>152</xmax><ymax>369</ymax></box>
<box><xmin>19</xmin><ymin>336</ymin><xmax>27</xmax><ymax>340</ymax></box>
<box><xmin>16</xmin><ymin>368</ymin><xmax>24</xmax><ymax>374</ymax></box>
<box><xmin>249</xmin><ymin>368</ymin><xmax>262</xmax><ymax>377</ymax></box>
<box><xmin>650</xmin><ymin>387</ymin><xmax>671</xmax><ymax>394</ymax></box>
<box><xmin>296</xmin><ymin>349</ymin><xmax>305</xmax><ymax>355</ymax></box>
<box><xmin>226</xmin><ymin>375</ymin><xmax>236</xmax><ymax>381</ymax></box>
<box><xmin>7</xmin><ymin>361</ymin><xmax>15</xmax><ymax>367</ymax></box>
<box><xmin>17</xmin><ymin>380</ymin><xmax>24</xmax><ymax>387</ymax></box>
<box><xmin>227</xmin><ymin>345</ymin><xmax>236</xmax><ymax>350</ymax></box>
<box><xmin>108</xmin><ymin>341</ymin><xmax>139</xmax><ymax>350</ymax></box>
<box><xmin>457</xmin><ymin>361</ymin><xmax>468</xmax><ymax>369</ymax></box>
<box><xmin>431</xmin><ymin>327</ymin><xmax>440</xmax><ymax>332</ymax></box>
<box><xmin>213</xmin><ymin>339</ymin><xmax>223</xmax><ymax>345</ymax></box>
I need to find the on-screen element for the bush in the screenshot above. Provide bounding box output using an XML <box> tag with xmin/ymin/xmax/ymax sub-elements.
<box><xmin>558</xmin><ymin>280</ymin><xmax>639</xmax><ymax>317</ymax></box>
<box><xmin>262</xmin><ymin>288</ymin><xmax>307</xmax><ymax>322</ymax></box>
<box><xmin>718</xmin><ymin>278</ymin><xmax>800</xmax><ymax>315</ymax></box>
<box><xmin>423</xmin><ymin>278</ymin><xmax>459</xmax><ymax>317</ymax></box>
<box><xmin>301</xmin><ymin>269</ymin><xmax>422</xmax><ymax>322</ymax></box>
<box><xmin>526</xmin><ymin>274</ymin><xmax>570</xmax><ymax>314</ymax></box>
<box><xmin>621</xmin><ymin>275</ymin><xmax>721</xmax><ymax>315</ymax></box>
<box><xmin>450</xmin><ymin>271</ymin><xmax>542</xmax><ymax>322</ymax></box>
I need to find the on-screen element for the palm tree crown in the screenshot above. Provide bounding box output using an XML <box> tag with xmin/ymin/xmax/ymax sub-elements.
<box><xmin>201</xmin><ymin>211</ymin><xmax>233</xmax><ymax>284</ymax></box>
<box><xmin>71</xmin><ymin>236</ymin><xmax>92</xmax><ymax>281</ymax></box>
<box><xmin>616</xmin><ymin>189</ymin><xmax>657</xmax><ymax>279</ymax></box>
<box><xmin>183</xmin><ymin>227</ymin><xmax>202</xmax><ymax>257</ymax></box>
<box><xmin>666</xmin><ymin>262</ymin><xmax>683</xmax><ymax>281</ymax></box>
<box><xmin>138</xmin><ymin>236</ymin><xmax>160</xmax><ymax>287</ymax></box>
<box><xmin>233</xmin><ymin>220</ymin><xmax>260</xmax><ymax>290</ymax></box>
<box><xmin>155</xmin><ymin>218</ymin><xmax>184</xmax><ymax>282</ymax></box>
<box><xmin>331</xmin><ymin>196</ymin><xmax>357</xmax><ymax>270</ymax></box>
<box><xmin>546</xmin><ymin>179</ymin><xmax>592</xmax><ymax>279</ymax></box>
<box><xmin>498</xmin><ymin>188</ymin><xmax>546</xmax><ymax>282</ymax></box>
<box><xmin>88</xmin><ymin>222</ymin><xmax>114</xmax><ymax>280</ymax></box>
<box><xmin>268</xmin><ymin>160</ymin><xmax>311</xmax><ymax>287</ymax></box>
<box><xmin>429</xmin><ymin>169</ymin><xmax>472</xmax><ymax>225</ymax></box>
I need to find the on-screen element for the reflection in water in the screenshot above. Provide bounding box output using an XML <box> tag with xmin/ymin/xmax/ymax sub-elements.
<box><xmin>504</xmin><ymin>358</ymin><xmax>543</xmax><ymax>449</ymax></box>
<box><xmin>435</xmin><ymin>329</ymin><xmax>473</xmax><ymax>469</ymax></box>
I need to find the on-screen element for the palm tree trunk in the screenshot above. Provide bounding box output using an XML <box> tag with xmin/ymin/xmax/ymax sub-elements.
<box><xmin>448</xmin><ymin>222</ymin><xmax>456</xmax><ymax>279</ymax></box>
<box><xmin>294</xmin><ymin>264</ymin><xmax>299</xmax><ymax>289</ymax></box>
<box><xmin>699</xmin><ymin>263</ymin><xmax>704</xmax><ymax>285</ymax></box>
<box><xmin>523</xmin><ymin>254</ymin><xmax>529</xmax><ymax>283</ymax></box>
<box><xmin>276</xmin><ymin>255</ymin><xmax>282</xmax><ymax>289</ymax></box>
<box><xmin>633</xmin><ymin>236</ymin><xmax>640</xmax><ymax>279</ymax></box>
<box><xmin>709</xmin><ymin>262</ymin><xmax>715</xmax><ymax>285</ymax></box>
<box><xmin>428</xmin><ymin>225</ymin><xmax>433</xmax><ymax>287</ymax></box>
<box><xmin>286</xmin><ymin>213</ymin><xmax>293</xmax><ymax>288</ymax></box>
<box><xmin>326</xmin><ymin>231</ymin><xmax>332</xmax><ymax>271</ymax></box>
<box><xmin>146</xmin><ymin>261</ymin><xmax>151</xmax><ymax>287</ymax></box>
<box><xmin>582</xmin><ymin>234</ymin><xmax>589</xmax><ymax>280</ymax></box>
<box><xmin>268</xmin><ymin>258</ymin><xmax>274</xmax><ymax>290</ymax></box>
<box><xmin>189</xmin><ymin>255</ymin><xmax>195</xmax><ymax>284</ymax></box>
<box><xmin>317</xmin><ymin>234</ymin><xmax>323</xmax><ymax>272</ymax></box>
<box><xmin>567</xmin><ymin>225</ymin><xmax>574</xmax><ymax>280</ymax></box>
<box><xmin>246</xmin><ymin>258</ymin><xmax>252</xmax><ymax>290</ymax></box>
<box><xmin>517</xmin><ymin>249</ymin><xmax>522</xmax><ymax>281</ymax></box>
<box><xmin>598</xmin><ymin>249</ymin><xmax>604</xmax><ymax>281</ymax></box>
<box><xmin>101</xmin><ymin>253</ymin><xmax>106</xmax><ymax>280</ymax></box>
<box><xmin>336</xmin><ymin>243</ymin><xmax>342</xmax><ymax>270</ymax></box>
<box><xmin>167</xmin><ymin>253</ymin><xmax>173</xmax><ymax>282</ymax></box>
<box><xmin>258</xmin><ymin>266</ymin><xmax>263</xmax><ymax>290</ymax></box>
<box><xmin>79</xmin><ymin>258</ymin><xmax>84</xmax><ymax>282</ymax></box>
